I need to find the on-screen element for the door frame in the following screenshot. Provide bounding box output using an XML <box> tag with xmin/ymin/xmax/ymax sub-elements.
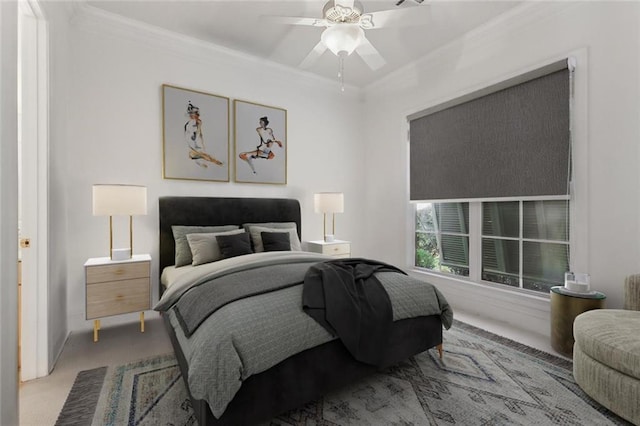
<box><xmin>19</xmin><ymin>0</ymin><xmax>49</xmax><ymax>381</ymax></box>
<box><xmin>0</xmin><ymin>1</ymin><xmax>20</xmax><ymax>423</ymax></box>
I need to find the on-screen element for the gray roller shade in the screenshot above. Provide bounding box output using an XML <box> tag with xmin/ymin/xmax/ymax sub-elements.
<box><xmin>410</xmin><ymin>62</ymin><xmax>570</xmax><ymax>201</ymax></box>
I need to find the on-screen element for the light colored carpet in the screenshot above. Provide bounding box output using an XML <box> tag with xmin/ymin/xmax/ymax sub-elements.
<box><xmin>57</xmin><ymin>321</ymin><xmax>632</xmax><ymax>425</ymax></box>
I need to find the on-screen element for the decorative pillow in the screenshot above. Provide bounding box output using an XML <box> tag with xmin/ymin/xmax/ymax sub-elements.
<box><xmin>186</xmin><ymin>229</ymin><xmax>246</xmax><ymax>266</ymax></box>
<box><xmin>261</xmin><ymin>231</ymin><xmax>291</xmax><ymax>252</ymax></box>
<box><xmin>248</xmin><ymin>225</ymin><xmax>302</xmax><ymax>252</ymax></box>
<box><xmin>172</xmin><ymin>225</ymin><xmax>239</xmax><ymax>267</ymax></box>
<box><xmin>216</xmin><ymin>233</ymin><xmax>253</xmax><ymax>259</ymax></box>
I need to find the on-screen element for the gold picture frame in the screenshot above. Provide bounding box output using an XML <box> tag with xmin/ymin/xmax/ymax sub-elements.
<box><xmin>162</xmin><ymin>84</ymin><xmax>230</xmax><ymax>182</ymax></box>
<box><xmin>234</xmin><ymin>99</ymin><xmax>287</xmax><ymax>185</ymax></box>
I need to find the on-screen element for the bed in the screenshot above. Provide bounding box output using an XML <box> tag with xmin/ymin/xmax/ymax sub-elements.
<box><xmin>157</xmin><ymin>196</ymin><xmax>451</xmax><ymax>425</ymax></box>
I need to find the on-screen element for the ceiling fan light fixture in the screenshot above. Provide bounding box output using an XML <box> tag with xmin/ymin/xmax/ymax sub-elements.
<box><xmin>321</xmin><ymin>24</ymin><xmax>364</xmax><ymax>56</ymax></box>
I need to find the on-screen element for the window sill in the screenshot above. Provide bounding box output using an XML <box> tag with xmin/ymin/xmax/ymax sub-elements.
<box><xmin>409</xmin><ymin>267</ymin><xmax>551</xmax><ymax>301</ymax></box>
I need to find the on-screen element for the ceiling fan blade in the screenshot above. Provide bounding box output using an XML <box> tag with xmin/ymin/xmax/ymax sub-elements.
<box><xmin>262</xmin><ymin>16</ymin><xmax>327</xmax><ymax>27</ymax></box>
<box><xmin>355</xmin><ymin>37</ymin><xmax>386</xmax><ymax>71</ymax></box>
<box><xmin>299</xmin><ymin>41</ymin><xmax>328</xmax><ymax>69</ymax></box>
<box><xmin>367</xmin><ymin>7</ymin><xmax>429</xmax><ymax>28</ymax></box>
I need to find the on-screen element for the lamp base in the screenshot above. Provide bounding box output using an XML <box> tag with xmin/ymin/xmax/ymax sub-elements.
<box><xmin>111</xmin><ymin>248</ymin><xmax>131</xmax><ymax>261</ymax></box>
<box><xmin>324</xmin><ymin>234</ymin><xmax>335</xmax><ymax>242</ymax></box>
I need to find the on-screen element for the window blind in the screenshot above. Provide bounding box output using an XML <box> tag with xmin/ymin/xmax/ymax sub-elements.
<box><xmin>409</xmin><ymin>60</ymin><xmax>571</xmax><ymax>201</ymax></box>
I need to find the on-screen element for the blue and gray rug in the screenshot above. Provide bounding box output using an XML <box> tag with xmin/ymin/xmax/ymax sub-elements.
<box><xmin>56</xmin><ymin>321</ymin><xmax>631</xmax><ymax>425</ymax></box>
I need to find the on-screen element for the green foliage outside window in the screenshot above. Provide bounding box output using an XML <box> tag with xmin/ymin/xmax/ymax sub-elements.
<box><xmin>415</xmin><ymin>232</ymin><xmax>439</xmax><ymax>269</ymax></box>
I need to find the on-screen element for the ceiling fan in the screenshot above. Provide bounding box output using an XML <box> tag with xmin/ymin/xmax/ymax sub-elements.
<box><xmin>266</xmin><ymin>0</ymin><xmax>428</xmax><ymax>86</ymax></box>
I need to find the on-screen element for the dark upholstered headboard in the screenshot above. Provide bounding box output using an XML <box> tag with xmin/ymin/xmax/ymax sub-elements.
<box><xmin>158</xmin><ymin>197</ymin><xmax>302</xmax><ymax>291</ymax></box>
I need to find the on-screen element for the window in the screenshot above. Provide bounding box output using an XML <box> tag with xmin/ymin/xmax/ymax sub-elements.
<box><xmin>409</xmin><ymin>60</ymin><xmax>574</xmax><ymax>295</ymax></box>
<box><xmin>414</xmin><ymin>200</ymin><xmax>570</xmax><ymax>294</ymax></box>
<box><xmin>482</xmin><ymin>200</ymin><xmax>569</xmax><ymax>292</ymax></box>
<box><xmin>415</xmin><ymin>203</ymin><xmax>469</xmax><ymax>276</ymax></box>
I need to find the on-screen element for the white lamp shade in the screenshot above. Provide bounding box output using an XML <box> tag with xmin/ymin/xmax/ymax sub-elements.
<box><xmin>314</xmin><ymin>192</ymin><xmax>344</xmax><ymax>214</ymax></box>
<box><xmin>92</xmin><ymin>184</ymin><xmax>147</xmax><ymax>216</ymax></box>
<box><xmin>321</xmin><ymin>24</ymin><xmax>364</xmax><ymax>56</ymax></box>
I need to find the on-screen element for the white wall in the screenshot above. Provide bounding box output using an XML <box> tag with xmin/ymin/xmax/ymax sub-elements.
<box><xmin>0</xmin><ymin>1</ymin><xmax>19</xmax><ymax>423</ymax></box>
<box><xmin>43</xmin><ymin>1</ymin><xmax>640</xmax><ymax>352</ymax></box>
<box><xmin>49</xmin><ymin>6</ymin><xmax>367</xmax><ymax>332</ymax></box>
<box><xmin>361</xmin><ymin>2</ymin><xmax>640</xmax><ymax>336</ymax></box>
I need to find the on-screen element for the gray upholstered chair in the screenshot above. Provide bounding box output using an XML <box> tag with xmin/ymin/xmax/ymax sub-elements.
<box><xmin>572</xmin><ymin>275</ymin><xmax>640</xmax><ymax>425</ymax></box>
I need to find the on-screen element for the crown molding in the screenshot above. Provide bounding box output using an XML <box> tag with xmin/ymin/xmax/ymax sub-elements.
<box><xmin>365</xmin><ymin>1</ymin><xmax>578</xmax><ymax>96</ymax></box>
<box><xmin>70</xmin><ymin>3</ymin><xmax>362</xmax><ymax>99</ymax></box>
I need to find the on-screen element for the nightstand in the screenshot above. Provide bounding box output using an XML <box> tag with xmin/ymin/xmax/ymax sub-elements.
<box><xmin>85</xmin><ymin>254</ymin><xmax>151</xmax><ymax>342</ymax></box>
<box><xmin>306</xmin><ymin>240</ymin><xmax>351</xmax><ymax>258</ymax></box>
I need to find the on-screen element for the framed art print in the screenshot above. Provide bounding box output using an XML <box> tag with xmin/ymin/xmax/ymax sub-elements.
<box><xmin>234</xmin><ymin>100</ymin><xmax>287</xmax><ymax>184</ymax></box>
<box><xmin>162</xmin><ymin>84</ymin><xmax>230</xmax><ymax>182</ymax></box>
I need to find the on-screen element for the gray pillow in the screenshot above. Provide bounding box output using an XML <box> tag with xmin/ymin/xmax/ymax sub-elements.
<box><xmin>186</xmin><ymin>229</ymin><xmax>246</xmax><ymax>266</ymax></box>
<box><xmin>172</xmin><ymin>225</ymin><xmax>239</xmax><ymax>267</ymax></box>
<box><xmin>242</xmin><ymin>222</ymin><xmax>299</xmax><ymax>234</ymax></box>
<box><xmin>248</xmin><ymin>225</ymin><xmax>302</xmax><ymax>252</ymax></box>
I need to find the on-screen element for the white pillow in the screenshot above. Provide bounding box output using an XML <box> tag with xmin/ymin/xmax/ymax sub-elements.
<box><xmin>248</xmin><ymin>225</ymin><xmax>301</xmax><ymax>253</ymax></box>
<box><xmin>186</xmin><ymin>229</ymin><xmax>246</xmax><ymax>266</ymax></box>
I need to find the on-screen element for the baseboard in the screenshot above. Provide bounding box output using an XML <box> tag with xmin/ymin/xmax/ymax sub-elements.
<box><xmin>49</xmin><ymin>330</ymin><xmax>70</xmax><ymax>375</ymax></box>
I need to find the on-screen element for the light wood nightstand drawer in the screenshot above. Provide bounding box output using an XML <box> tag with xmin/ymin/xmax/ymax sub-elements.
<box><xmin>321</xmin><ymin>243</ymin><xmax>350</xmax><ymax>255</ymax></box>
<box><xmin>86</xmin><ymin>278</ymin><xmax>150</xmax><ymax>319</ymax></box>
<box><xmin>86</xmin><ymin>261</ymin><xmax>149</xmax><ymax>284</ymax></box>
<box><xmin>332</xmin><ymin>253</ymin><xmax>351</xmax><ymax>259</ymax></box>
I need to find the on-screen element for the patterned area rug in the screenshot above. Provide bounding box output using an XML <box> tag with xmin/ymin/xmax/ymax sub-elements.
<box><xmin>56</xmin><ymin>321</ymin><xmax>631</xmax><ymax>426</ymax></box>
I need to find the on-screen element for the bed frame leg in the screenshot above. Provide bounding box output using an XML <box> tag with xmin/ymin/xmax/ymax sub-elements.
<box><xmin>437</xmin><ymin>343</ymin><xmax>443</xmax><ymax>359</ymax></box>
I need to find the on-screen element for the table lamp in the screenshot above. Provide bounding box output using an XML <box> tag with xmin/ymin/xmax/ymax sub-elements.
<box><xmin>92</xmin><ymin>184</ymin><xmax>147</xmax><ymax>260</ymax></box>
<box><xmin>314</xmin><ymin>192</ymin><xmax>344</xmax><ymax>242</ymax></box>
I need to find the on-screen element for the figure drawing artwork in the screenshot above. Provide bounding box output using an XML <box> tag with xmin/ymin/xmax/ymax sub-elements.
<box><xmin>235</xmin><ymin>100</ymin><xmax>287</xmax><ymax>184</ymax></box>
<box><xmin>163</xmin><ymin>85</ymin><xmax>230</xmax><ymax>182</ymax></box>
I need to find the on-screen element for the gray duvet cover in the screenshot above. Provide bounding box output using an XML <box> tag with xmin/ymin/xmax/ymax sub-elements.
<box><xmin>155</xmin><ymin>252</ymin><xmax>453</xmax><ymax>419</ymax></box>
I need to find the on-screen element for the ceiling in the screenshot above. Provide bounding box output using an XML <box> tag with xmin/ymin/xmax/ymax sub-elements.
<box><xmin>85</xmin><ymin>0</ymin><xmax>521</xmax><ymax>88</ymax></box>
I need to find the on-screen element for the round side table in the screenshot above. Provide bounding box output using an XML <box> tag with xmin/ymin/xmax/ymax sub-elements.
<box><xmin>550</xmin><ymin>286</ymin><xmax>606</xmax><ymax>357</ymax></box>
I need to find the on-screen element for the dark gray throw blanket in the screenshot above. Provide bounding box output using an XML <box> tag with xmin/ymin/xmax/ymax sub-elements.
<box><xmin>174</xmin><ymin>262</ymin><xmax>316</xmax><ymax>337</ymax></box>
<box><xmin>302</xmin><ymin>258</ymin><xmax>407</xmax><ymax>366</ymax></box>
